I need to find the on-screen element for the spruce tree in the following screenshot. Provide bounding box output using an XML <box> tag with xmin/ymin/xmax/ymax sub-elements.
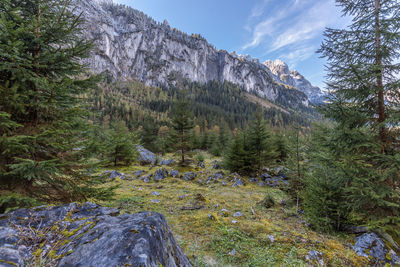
<box><xmin>307</xmin><ymin>0</ymin><xmax>400</xmax><ymax>233</ymax></box>
<box><xmin>248</xmin><ymin>109</ymin><xmax>275</xmax><ymax>173</ymax></box>
<box><xmin>0</xmin><ymin>0</ymin><xmax>110</xmax><ymax>202</ymax></box>
<box><xmin>107</xmin><ymin>121</ymin><xmax>138</xmax><ymax>166</ymax></box>
<box><xmin>170</xmin><ymin>98</ymin><xmax>194</xmax><ymax>163</ymax></box>
<box><xmin>223</xmin><ymin>131</ymin><xmax>246</xmax><ymax>173</ymax></box>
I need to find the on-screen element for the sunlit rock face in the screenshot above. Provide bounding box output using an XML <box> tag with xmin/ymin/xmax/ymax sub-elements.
<box><xmin>74</xmin><ymin>0</ymin><xmax>312</xmax><ymax>107</ymax></box>
<box><xmin>263</xmin><ymin>59</ymin><xmax>325</xmax><ymax>104</ymax></box>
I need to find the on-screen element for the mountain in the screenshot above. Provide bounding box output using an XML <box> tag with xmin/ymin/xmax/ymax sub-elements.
<box><xmin>74</xmin><ymin>0</ymin><xmax>324</xmax><ymax>108</ymax></box>
<box><xmin>263</xmin><ymin>60</ymin><xmax>325</xmax><ymax>103</ymax></box>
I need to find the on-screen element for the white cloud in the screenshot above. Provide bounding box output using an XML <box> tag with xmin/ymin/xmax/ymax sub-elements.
<box><xmin>242</xmin><ymin>0</ymin><xmax>344</xmax><ymax>65</ymax></box>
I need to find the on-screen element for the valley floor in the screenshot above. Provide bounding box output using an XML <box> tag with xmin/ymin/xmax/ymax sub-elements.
<box><xmin>97</xmin><ymin>154</ymin><xmax>367</xmax><ymax>267</ymax></box>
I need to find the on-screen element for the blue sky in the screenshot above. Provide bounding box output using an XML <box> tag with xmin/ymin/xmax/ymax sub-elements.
<box><xmin>112</xmin><ymin>0</ymin><xmax>350</xmax><ymax>89</ymax></box>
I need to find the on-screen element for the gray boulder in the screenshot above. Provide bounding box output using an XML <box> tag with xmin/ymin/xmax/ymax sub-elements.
<box><xmin>352</xmin><ymin>232</ymin><xmax>400</xmax><ymax>265</ymax></box>
<box><xmin>233</xmin><ymin>211</ymin><xmax>243</xmax><ymax>217</ymax></box>
<box><xmin>264</xmin><ymin>177</ymin><xmax>289</xmax><ymax>187</ymax></box>
<box><xmin>232</xmin><ymin>179</ymin><xmax>244</xmax><ymax>187</ymax></box>
<box><xmin>102</xmin><ymin>170</ymin><xmax>124</xmax><ymax>179</ymax></box>
<box><xmin>260</xmin><ymin>173</ymin><xmax>272</xmax><ymax>179</ymax></box>
<box><xmin>211</xmin><ymin>161</ymin><xmax>220</xmax><ymax>169</ymax></box>
<box><xmin>0</xmin><ymin>203</ymin><xmax>192</xmax><ymax>267</ymax></box>
<box><xmin>169</xmin><ymin>170</ymin><xmax>179</xmax><ymax>177</ymax></box>
<box><xmin>249</xmin><ymin>177</ymin><xmax>258</xmax><ymax>183</ymax></box>
<box><xmin>137</xmin><ymin>145</ymin><xmax>157</xmax><ymax>165</ymax></box>
<box><xmin>160</xmin><ymin>159</ymin><xmax>175</xmax><ymax>166</ymax></box>
<box><xmin>197</xmin><ymin>162</ymin><xmax>205</xmax><ymax>168</ymax></box>
<box><xmin>153</xmin><ymin>168</ymin><xmax>168</xmax><ymax>181</ymax></box>
<box><xmin>306</xmin><ymin>250</ymin><xmax>324</xmax><ymax>266</ymax></box>
<box><xmin>133</xmin><ymin>170</ymin><xmax>145</xmax><ymax>177</ymax></box>
<box><xmin>183</xmin><ymin>172</ymin><xmax>197</xmax><ymax>181</ymax></box>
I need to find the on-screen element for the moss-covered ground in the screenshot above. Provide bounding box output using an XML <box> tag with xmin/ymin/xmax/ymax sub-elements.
<box><xmin>94</xmin><ymin>153</ymin><xmax>367</xmax><ymax>267</ymax></box>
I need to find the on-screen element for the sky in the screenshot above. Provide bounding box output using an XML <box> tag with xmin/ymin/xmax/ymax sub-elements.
<box><xmin>112</xmin><ymin>0</ymin><xmax>350</xmax><ymax>89</ymax></box>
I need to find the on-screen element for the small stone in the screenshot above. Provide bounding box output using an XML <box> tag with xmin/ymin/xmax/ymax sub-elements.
<box><xmin>233</xmin><ymin>211</ymin><xmax>243</xmax><ymax>217</ymax></box>
<box><xmin>183</xmin><ymin>172</ymin><xmax>197</xmax><ymax>181</ymax></box>
<box><xmin>306</xmin><ymin>250</ymin><xmax>324</xmax><ymax>266</ymax></box>
<box><xmin>153</xmin><ymin>168</ymin><xmax>168</xmax><ymax>181</ymax></box>
<box><xmin>197</xmin><ymin>162</ymin><xmax>205</xmax><ymax>168</ymax></box>
<box><xmin>232</xmin><ymin>179</ymin><xmax>244</xmax><ymax>187</ymax></box>
<box><xmin>178</xmin><ymin>194</ymin><xmax>188</xmax><ymax>200</ymax></box>
<box><xmin>208</xmin><ymin>214</ymin><xmax>217</xmax><ymax>221</ymax></box>
<box><xmin>220</xmin><ymin>209</ymin><xmax>229</xmax><ymax>217</ymax></box>
<box><xmin>169</xmin><ymin>170</ymin><xmax>179</xmax><ymax>177</ymax></box>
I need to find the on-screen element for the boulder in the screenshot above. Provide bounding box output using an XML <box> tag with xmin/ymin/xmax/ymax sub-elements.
<box><xmin>153</xmin><ymin>168</ymin><xmax>168</xmax><ymax>181</ymax></box>
<box><xmin>140</xmin><ymin>175</ymin><xmax>151</xmax><ymax>183</ymax></box>
<box><xmin>0</xmin><ymin>203</ymin><xmax>192</xmax><ymax>267</ymax></box>
<box><xmin>260</xmin><ymin>173</ymin><xmax>272</xmax><ymax>179</ymax></box>
<box><xmin>133</xmin><ymin>170</ymin><xmax>145</xmax><ymax>177</ymax></box>
<box><xmin>249</xmin><ymin>177</ymin><xmax>258</xmax><ymax>183</ymax></box>
<box><xmin>352</xmin><ymin>232</ymin><xmax>400</xmax><ymax>265</ymax></box>
<box><xmin>169</xmin><ymin>170</ymin><xmax>179</xmax><ymax>178</ymax></box>
<box><xmin>213</xmin><ymin>171</ymin><xmax>224</xmax><ymax>180</ymax></box>
<box><xmin>160</xmin><ymin>159</ymin><xmax>175</xmax><ymax>166</ymax></box>
<box><xmin>197</xmin><ymin>162</ymin><xmax>205</xmax><ymax>168</ymax></box>
<box><xmin>264</xmin><ymin>177</ymin><xmax>289</xmax><ymax>187</ymax></box>
<box><xmin>232</xmin><ymin>178</ymin><xmax>244</xmax><ymax>187</ymax></box>
<box><xmin>183</xmin><ymin>172</ymin><xmax>197</xmax><ymax>181</ymax></box>
<box><xmin>233</xmin><ymin>211</ymin><xmax>243</xmax><ymax>217</ymax></box>
<box><xmin>306</xmin><ymin>250</ymin><xmax>324</xmax><ymax>266</ymax></box>
<box><xmin>136</xmin><ymin>145</ymin><xmax>157</xmax><ymax>165</ymax></box>
<box><xmin>212</xmin><ymin>162</ymin><xmax>220</xmax><ymax>169</ymax></box>
<box><xmin>102</xmin><ymin>170</ymin><xmax>125</xmax><ymax>179</ymax></box>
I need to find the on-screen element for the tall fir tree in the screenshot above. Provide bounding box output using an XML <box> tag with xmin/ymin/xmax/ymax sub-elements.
<box><xmin>306</xmin><ymin>0</ymin><xmax>400</xmax><ymax>233</ymax></box>
<box><xmin>0</xmin><ymin>0</ymin><xmax>111</xmax><ymax>202</ymax></box>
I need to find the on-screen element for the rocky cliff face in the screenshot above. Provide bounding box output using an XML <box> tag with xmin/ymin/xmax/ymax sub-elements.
<box><xmin>263</xmin><ymin>60</ymin><xmax>325</xmax><ymax>103</ymax></box>
<box><xmin>74</xmin><ymin>0</ymin><xmax>309</xmax><ymax>107</ymax></box>
<box><xmin>74</xmin><ymin>0</ymin><xmax>320</xmax><ymax>107</ymax></box>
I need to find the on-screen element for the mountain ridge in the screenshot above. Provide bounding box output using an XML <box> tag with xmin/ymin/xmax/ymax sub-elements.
<box><xmin>75</xmin><ymin>0</ymin><xmax>323</xmax><ymax>106</ymax></box>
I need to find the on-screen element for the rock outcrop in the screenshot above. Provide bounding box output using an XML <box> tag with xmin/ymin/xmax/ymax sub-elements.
<box><xmin>73</xmin><ymin>0</ymin><xmax>309</xmax><ymax>107</ymax></box>
<box><xmin>0</xmin><ymin>202</ymin><xmax>192</xmax><ymax>267</ymax></box>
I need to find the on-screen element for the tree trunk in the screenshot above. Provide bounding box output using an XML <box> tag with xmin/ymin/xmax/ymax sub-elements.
<box><xmin>375</xmin><ymin>0</ymin><xmax>386</xmax><ymax>152</ymax></box>
<box><xmin>33</xmin><ymin>0</ymin><xmax>41</xmax><ymax>124</ymax></box>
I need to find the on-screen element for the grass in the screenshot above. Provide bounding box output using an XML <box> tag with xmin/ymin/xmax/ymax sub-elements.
<box><xmin>94</xmin><ymin>152</ymin><xmax>367</xmax><ymax>266</ymax></box>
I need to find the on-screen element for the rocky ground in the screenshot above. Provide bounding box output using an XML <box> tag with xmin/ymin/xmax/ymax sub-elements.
<box><xmin>1</xmin><ymin>149</ymin><xmax>399</xmax><ymax>266</ymax></box>
<box><xmin>94</xmin><ymin>149</ymin><xmax>399</xmax><ymax>266</ymax></box>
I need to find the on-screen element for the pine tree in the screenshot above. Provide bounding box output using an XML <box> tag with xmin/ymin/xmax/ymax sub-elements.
<box><xmin>0</xmin><ymin>0</ymin><xmax>111</xmax><ymax>202</ymax></box>
<box><xmin>170</xmin><ymin>98</ymin><xmax>194</xmax><ymax>163</ymax></box>
<box><xmin>307</xmin><ymin>0</ymin><xmax>400</xmax><ymax>233</ymax></box>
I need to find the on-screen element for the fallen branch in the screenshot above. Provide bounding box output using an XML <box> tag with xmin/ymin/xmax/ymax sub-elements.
<box><xmin>180</xmin><ymin>205</ymin><xmax>204</xmax><ymax>211</ymax></box>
